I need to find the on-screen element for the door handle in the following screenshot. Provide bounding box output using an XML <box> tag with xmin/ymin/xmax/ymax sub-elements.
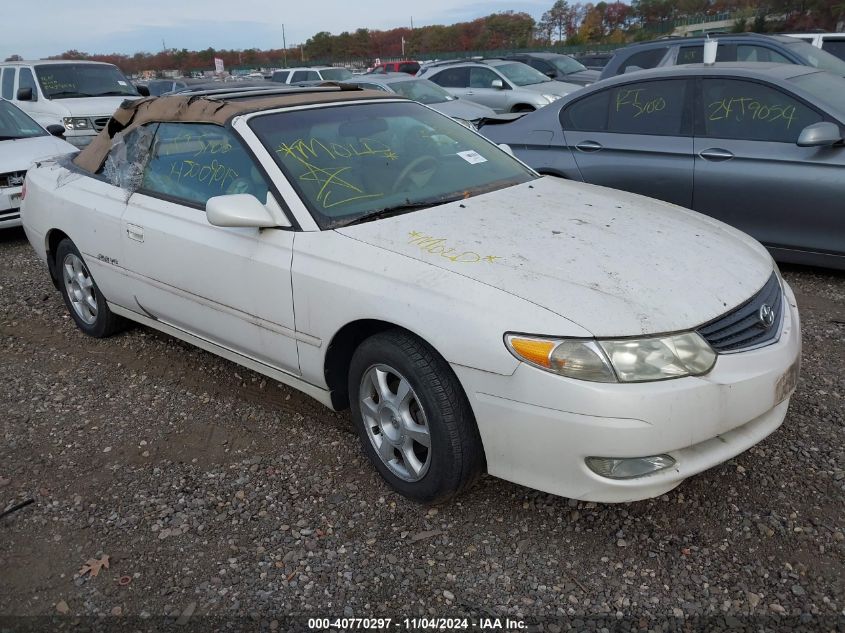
<box><xmin>699</xmin><ymin>148</ymin><xmax>734</xmax><ymax>161</ymax></box>
<box><xmin>575</xmin><ymin>140</ymin><xmax>603</xmax><ymax>152</ymax></box>
<box><xmin>126</xmin><ymin>223</ymin><xmax>144</xmax><ymax>242</ymax></box>
<box><xmin>465</xmin><ymin>90</ymin><xmax>475</xmax><ymax>95</ymax></box>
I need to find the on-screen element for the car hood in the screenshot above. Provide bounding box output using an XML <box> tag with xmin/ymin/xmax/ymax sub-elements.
<box><xmin>335</xmin><ymin>177</ymin><xmax>774</xmax><ymax>337</ymax></box>
<box><xmin>521</xmin><ymin>79</ymin><xmax>582</xmax><ymax>96</ymax></box>
<box><xmin>0</xmin><ymin>135</ymin><xmax>77</xmax><ymax>173</ymax></box>
<box><xmin>46</xmin><ymin>95</ymin><xmax>141</xmax><ymax>118</ymax></box>
<box><xmin>430</xmin><ymin>98</ymin><xmax>496</xmax><ymax>120</ymax></box>
<box><xmin>560</xmin><ymin>68</ymin><xmax>601</xmax><ymax>85</ymax></box>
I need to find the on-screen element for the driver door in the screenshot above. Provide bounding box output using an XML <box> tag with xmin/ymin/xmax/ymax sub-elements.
<box><xmin>121</xmin><ymin>122</ymin><xmax>301</xmax><ymax>373</ymax></box>
<box><xmin>692</xmin><ymin>77</ymin><xmax>842</xmax><ymax>257</ymax></box>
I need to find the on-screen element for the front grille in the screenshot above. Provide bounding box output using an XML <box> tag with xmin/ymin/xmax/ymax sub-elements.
<box><xmin>0</xmin><ymin>171</ymin><xmax>26</xmax><ymax>188</ymax></box>
<box><xmin>697</xmin><ymin>272</ymin><xmax>783</xmax><ymax>353</ymax></box>
<box><xmin>92</xmin><ymin>117</ymin><xmax>110</xmax><ymax>132</ymax></box>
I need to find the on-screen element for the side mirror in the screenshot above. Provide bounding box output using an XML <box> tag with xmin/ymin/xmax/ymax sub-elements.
<box><xmin>544</xmin><ymin>70</ymin><xmax>556</xmax><ymax>78</ymax></box>
<box><xmin>206</xmin><ymin>194</ymin><xmax>278</xmax><ymax>228</ymax></box>
<box><xmin>796</xmin><ymin>121</ymin><xmax>841</xmax><ymax>147</ymax></box>
<box><xmin>136</xmin><ymin>85</ymin><xmax>150</xmax><ymax>97</ymax></box>
<box><xmin>46</xmin><ymin>124</ymin><xmax>66</xmax><ymax>138</ymax></box>
<box><xmin>498</xmin><ymin>143</ymin><xmax>514</xmax><ymax>156</ymax></box>
<box><xmin>491</xmin><ymin>79</ymin><xmax>504</xmax><ymax>90</ymax></box>
<box><xmin>16</xmin><ymin>87</ymin><xmax>33</xmax><ymax>101</ymax></box>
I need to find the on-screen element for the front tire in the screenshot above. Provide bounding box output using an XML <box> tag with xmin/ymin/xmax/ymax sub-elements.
<box><xmin>348</xmin><ymin>329</ymin><xmax>485</xmax><ymax>503</ymax></box>
<box><xmin>56</xmin><ymin>238</ymin><xmax>125</xmax><ymax>338</ymax></box>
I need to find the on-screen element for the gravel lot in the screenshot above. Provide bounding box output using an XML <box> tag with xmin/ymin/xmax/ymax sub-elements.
<box><xmin>1</xmin><ymin>226</ymin><xmax>843</xmax><ymax>630</ymax></box>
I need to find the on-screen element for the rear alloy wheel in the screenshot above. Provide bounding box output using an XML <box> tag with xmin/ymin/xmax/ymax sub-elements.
<box><xmin>349</xmin><ymin>329</ymin><xmax>485</xmax><ymax>503</ymax></box>
<box><xmin>56</xmin><ymin>238</ymin><xmax>125</xmax><ymax>338</ymax></box>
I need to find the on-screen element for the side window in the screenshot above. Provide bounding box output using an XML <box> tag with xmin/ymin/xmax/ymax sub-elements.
<box><xmin>398</xmin><ymin>62</ymin><xmax>419</xmax><ymax>74</ymax></box>
<box><xmin>469</xmin><ymin>67</ymin><xmax>500</xmax><ymax>88</ymax></box>
<box><xmin>306</xmin><ymin>71</ymin><xmax>320</xmax><ymax>81</ymax></box>
<box><xmin>618</xmin><ymin>48</ymin><xmax>668</xmax><ymax>75</ymax></box>
<box><xmin>737</xmin><ymin>45</ymin><xmax>791</xmax><ymax>64</ymax></box>
<box><xmin>678</xmin><ymin>45</ymin><xmax>734</xmax><ymax>65</ymax></box>
<box><xmin>561</xmin><ymin>89</ymin><xmax>610</xmax><ymax>132</ymax></box>
<box><xmin>529</xmin><ymin>60</ymin><xmax>552</xmax><ymax>74</ymax></box>
<box><xmin>1</xmin><ymin>68</ymin><xmax>16</xmax><ymax>100</ymax></box>
<box><xmin>141</xmin><ymin>123</ymin><xmax>270</xmax><ymax>207</ymax></box>
<box><xmin>821</xmin><ymin>39</ymin><xmax>845</xmax><ymax>61</ymax></box>
<box><xmin>18</xmin><ymin>68</ymin><xmax>37</xmax><ymax>100</ymax></box>
<box><xmin>273</xmin><ymin>70</ymin><xmax>289</xmax><ymax>83</ymax></box>
<box><xmin>291</xmin><ymin>71</ymin><xmax>309</xmax><ymax>82</ymax></box>
<box><xmin>103</xmin><ymin>124</ymin><xmax>158</xmax><ymax>192</ymax></box>
<box><xmin>701</xmin><ymin>79</ymin><xmax>823</xmax><ymax>143</ymax></box>
<box><xmin>430</xmin><ymin>67</ymin><xmax>469</xmax><ymax>88</ymax></box>
<box><xmin>607</xmin><ymin>80</ymin><xmax>689</xmax><ymax>135</ymax></box>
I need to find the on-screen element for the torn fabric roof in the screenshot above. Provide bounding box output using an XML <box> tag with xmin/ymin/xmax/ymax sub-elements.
<box><xmin>73</xmin><ymin>87</ymin><xmax>397</xmax><ymax>174</ymax></box>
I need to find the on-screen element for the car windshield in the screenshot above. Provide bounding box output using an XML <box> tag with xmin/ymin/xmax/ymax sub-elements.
<box><xmin>249</xmin><ymin>101</ymin><xmax>535</xmax><ymax>228</ymax></box>
<box><xmin>35</xmin><ymin>63</ymin><xmax>138</xmax><ymax>99</ymax></box>
<box><xmin>147</xmin><ymin>81</ymin><xmax>174</xmax><ymax>96</ymax></box>
<box><xmin>788</xmin><ymin>70</ymin><xmax>845</xmax><ymax>106</ymax></box>
<box><xmin>784</xmin><ymin>40</ymin><xmax>845</xmax><ymax>75</ymax></box>
<box><xmin>494</xmin><ymin>62</ymin><xmax>551</xmax><ymax>86</ymax></box>
<box><xmin>0</xmin><ymin>99</ymin><xmax>47</xmax><ymax>140</ymax></box>
<box><xmin>320</xmin><ymin>68</ymin><xmax>353</xmax><ymax>81</ymax></box>
<box><xmin>550</xmin><ymin>56</ymin><xmax>587</xmax><ymax>75</ymax></box>
<box><xmin>389</xmin><ymin>79</ymin><xmax>455</xmax><ymax>104</ymax></box>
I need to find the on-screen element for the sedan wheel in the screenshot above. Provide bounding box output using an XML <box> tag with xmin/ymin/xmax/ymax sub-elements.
<box><xmin>348</xmin><ymin>329</ymin><xmax>485</xmax><ymax>503</ymax></box>
<box><xmin>55</xmin><ymin>238</ymin><xmax>125</xmax><ymax>338</ymax></box>
<box><xmin>359</xmin><ymin>364</ymin><xmax>432</xmax><ymax>482</ymax></box>
<box><xmin>62</xmin><ymin>252</ymin><xmax>98</xmax><ymax>325</ymax></box>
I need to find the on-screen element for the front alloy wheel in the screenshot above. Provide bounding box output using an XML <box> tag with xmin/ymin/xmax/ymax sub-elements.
<box><xmin>359</xmin><ymin>364</ymin><xmax>432</xmax><ymax>482</ymax></box>
<box><xmin>348</xmin><ymin>329</ymin><xmax>485</xmax><ymax>503</ymax></box>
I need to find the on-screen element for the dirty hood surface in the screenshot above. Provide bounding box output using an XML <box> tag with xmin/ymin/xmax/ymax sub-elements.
<box><xmin>336</xmin><ymin>177</ymin><xmax>775</xmax><ymax>336</ymax></box>
<box><xmin>0</xmin><ymin>135</ymin><xmax>77</xmax><ymax>173</ymax></box>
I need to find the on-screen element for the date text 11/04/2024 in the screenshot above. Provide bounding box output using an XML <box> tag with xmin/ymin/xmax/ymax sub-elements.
<box><xmin>307</xmin><ymin>617</ymin><xmax>527</xmax><ymax>630</ymax></box>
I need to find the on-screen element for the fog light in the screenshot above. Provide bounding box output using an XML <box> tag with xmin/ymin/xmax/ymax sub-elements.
<box><xmin>586</xmin><ymin>455</ymin><xmax>676</xmax><ymax>479</ymax></box>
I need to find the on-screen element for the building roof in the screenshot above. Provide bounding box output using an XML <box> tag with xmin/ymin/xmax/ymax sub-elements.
<box><xmin>73</xmin><ymin>85</ymin><xmax>395</xmax><ymax>173</ymax></box>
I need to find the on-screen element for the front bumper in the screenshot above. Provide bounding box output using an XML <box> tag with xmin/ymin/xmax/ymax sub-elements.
<box><xmin>0</xmin><ymin>186</ymin><xmax>23</xmax><ymax>228</ymax></box>
<box><xmin>454</xmin><ymin>281</ymin><xmax>801</xmax><ymax>502</ymax></box>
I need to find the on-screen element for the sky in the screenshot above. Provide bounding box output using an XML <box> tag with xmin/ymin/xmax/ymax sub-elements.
<box><xmin>3</xmin><ymin>0</ymin><xmax>554</xmax><ymax>60</ymax></box>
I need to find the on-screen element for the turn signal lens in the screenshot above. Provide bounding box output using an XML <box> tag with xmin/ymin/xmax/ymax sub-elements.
<box><xmin>507</xmin><ymin>337</ymin><xmax>555</xmax><ymax>368</ymax></box>
<box><xmin>505</xmin><ymin>335</ymin><xmax>616</xmax><ymax>382</ymax></box>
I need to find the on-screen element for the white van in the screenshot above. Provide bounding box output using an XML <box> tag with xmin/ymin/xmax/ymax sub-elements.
<box><xmin>783</xmin><ymin>32</ymin><xmax>845</xmax><ymax>61</ymax></box>
<box><xmin>0</xmin><ymin>60</ymin><xmax>143</xmax><ymax>147</ymax></box>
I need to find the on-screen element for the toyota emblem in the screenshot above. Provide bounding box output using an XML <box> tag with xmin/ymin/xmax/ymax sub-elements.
<box><xmin>758</xmin><ymin>304</ymin><xmax>775</xmax><ymax>329</ymax></box>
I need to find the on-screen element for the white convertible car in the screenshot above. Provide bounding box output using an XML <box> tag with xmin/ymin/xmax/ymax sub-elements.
<box><xmin>21</xmin><ymin>86</ymin><xmax>801</xmax><ymax>503</ymax></box>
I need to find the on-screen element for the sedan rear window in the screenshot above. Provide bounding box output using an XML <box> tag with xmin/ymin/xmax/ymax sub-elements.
<box><xmin>0</xmin><ymin>100</ymin><xmax>46</xmax><ymax>140</ymax></box>
<box><xmin>249</xmin><ymin>101</ymin><xmax>535</xmax><ymax>228</ymax></box>
<box><xmin>784</xmin><ymin>39</ymin><xmax>845</xmax><ymax>75</ymax></box>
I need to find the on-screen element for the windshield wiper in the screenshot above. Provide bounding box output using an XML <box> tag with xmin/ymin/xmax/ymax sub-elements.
<box><xmin>91</xmin><ymin>90</ymin><xmax>134</xmax><ymax>96</ymax></box>
<box><xmin>341</xmin><ymin>195</ymin><xmax>466</xmax><ymax>227</ymax></box>
<box><xmin>48</xmin><ymin>91</ymin><xmax>93</xmax><ymax>98</ymax></box>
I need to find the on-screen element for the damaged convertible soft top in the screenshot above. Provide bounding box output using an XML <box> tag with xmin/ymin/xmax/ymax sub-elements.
<box><xmin>72</xmin><ymin>87</ymin><xmax>395</xmax><ymax>174</ymax></box>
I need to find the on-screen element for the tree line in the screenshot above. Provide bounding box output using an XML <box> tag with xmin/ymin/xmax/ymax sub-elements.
<box><xmin>5</xmin><ymin>0</ymin><xmax>842</xmax><ymax>74</ymax></box>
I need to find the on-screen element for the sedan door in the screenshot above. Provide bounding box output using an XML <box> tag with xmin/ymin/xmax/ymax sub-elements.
<box><xmin>465</xmin><ymin>67</ymin><xmax>513</xmax><ymax>113</ymax></box>
<box><xmin>121</xmin><ymin>122</ymin><xmax>301</xmax><ymax>373</ymax></box>
<box><xmin>560</xmin><ymin>78</ymin><xmax>695</xmax><ymax>208</ymax></box>
<box><xmin>693</xmin><ymin>77</ymin><xmax>843</xmax><ymax>259</ymax></box>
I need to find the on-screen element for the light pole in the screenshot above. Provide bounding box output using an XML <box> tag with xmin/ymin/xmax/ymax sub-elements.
<box><xmin>282</xmin><ymin>24</ymin><xmax>288</xmax><ymax>67</ymax></box>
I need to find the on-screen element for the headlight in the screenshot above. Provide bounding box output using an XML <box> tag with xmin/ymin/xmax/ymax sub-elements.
<box><xmin>453</xmin><ymin>117</ymin><xmax>478</xmax><ymax>131</ymax></box>
<box><xmin>542</xmin><ymin>94</ymin><xmax>562</xmax><ymax>103</ymax></box>
<box><xmin>63</xmin><ymin>117</ymin><xmax>91</xmax><ymax>130</ymax></box>
<box><xmin>505</xmin><ymin>332</ymin><xmax>716</xmax><ymax>383</ymax></box>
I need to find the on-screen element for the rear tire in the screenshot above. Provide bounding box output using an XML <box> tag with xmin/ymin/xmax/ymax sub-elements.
<box><xmin>55</xmin><ymin>238</ymin><xmax>125</xmax><ymax>338</ymax></box>
<box><xmin>348</xmin><ymin>329</ymin><xmax>485</xmax><ymax>503</ymax></box>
